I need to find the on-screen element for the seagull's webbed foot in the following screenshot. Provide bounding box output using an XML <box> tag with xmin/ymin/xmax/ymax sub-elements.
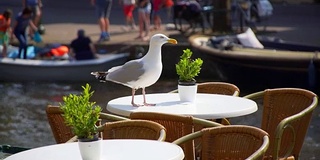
<box><xmin>131</xmin><ymin>102</ymin><xmax>143</xmax><ymax>107</ymax></box>
<box><xmin>131</xmin><ymin>89</ymin><xmax>143</xmax><ymax>107</ymax></box>
<box><xmin>143</xmin><ymin>102</ymin><xmax>156</xmax><ymax>106</ymax></box>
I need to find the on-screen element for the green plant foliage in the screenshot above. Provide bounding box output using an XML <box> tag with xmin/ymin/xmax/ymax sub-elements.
<box><xmin>60</xmin><ymin>83</ymin><xmax>102</xmax><ymax>139</ymax></box>
<box><xmin>176</xmin><ymin>48</ymin><xmax>203</xmax><ymax>82</ymax></box>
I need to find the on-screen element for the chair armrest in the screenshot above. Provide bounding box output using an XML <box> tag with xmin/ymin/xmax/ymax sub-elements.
<box><xmin>193</xmin><ymin>117</ymin><xmax>223</xmax><ymax>127</ymax></box>
<box><xmin>247</xmin><ymin>135</ymin><xmax>270</xmax><ymax>160</ymax></box>
<box><xmin>168</xmin><ymin>89</ymin><xmax>178</xmax><ymax>93</ymax></box>
<box><xmin>158</xmin><ymin>129</ymin><xmax>167</xmax><ymax>141</ymax></box>
<box><xmin>233</xmin><ymin>90</ymin><xmax>240</xmax><ymax>96</ymax></box>
<box><xmin>243</xmin><ymin>90</ymin><xmax>264</xmax><ymax>100</ymax></box>
<box><xmin>172</xmin><ymin>130</ymin><xmax>203</xmax><ymax>145</ymax></box>
<box><xmin>66</xmin><ymin>136</ymin><xmax>78</xmax><ymax>143</ymax></box>
<box><xmin>99</xmin><ymin>112</ymin><xmax>129</xmax><ymax>121</ymax></box>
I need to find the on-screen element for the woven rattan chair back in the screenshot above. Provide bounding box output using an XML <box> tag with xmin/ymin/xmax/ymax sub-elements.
<box><xmin>201</xmin><ymin>126</ymin><xmax>269</xmax><ymax>160</ymax></box>
<box><xmin>197</xmin><ymin>82</ymin><xmax>240</xmax><ymax>96</ymax></box>
<box><xmin>173</xmin><ymin>125</ymin><xmax>269</xmax><ymax>160</ymax></box>
<box><xmin>46</xmin><ymin>105</ymin><xmax>74</xmax><ymax>144</ymax></box>
<box><xmin>46</xmin><ymin>105</ymin><xmax>129</xmax><ymax>143</ymax></box>
<box><xmin>170</xmin><ymin>82</ymin><xmax>240</xmax><ymax>96</ymax></box>
<box><xmin>245</xmin><ymin>88</ymin><xmax>318</xmax><ymax>159</ymax></box>
<box><xmin>197</xmin><ymin>82</ymin><xmax>240</xmax><ymax>125</ymax></box>
<box><xmin>102</xmin><ymin>120</ymin><xmax>166</xmax><ymax>141</ymax></box>
<box><xmin>171</xmin><ymin>82</ymin><xmax>240</xmax><ymax>125</ymax></box>
<box><xmin>262</xmin><ymin>88</ymin><xmax>317</xmax><ymax>159</ymax></box>
<box><xmin>129</xmin><ymin>112</ymin><xmax>195</xmax><ymax>160</ymax></box>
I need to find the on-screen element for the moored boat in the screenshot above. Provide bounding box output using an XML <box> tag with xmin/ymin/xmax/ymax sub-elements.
<box><xmin>189</xmin><ymin>33</ymin><xmax>320</xmax><ymax>91</ymax></box>
<box><xmin>0</xmin><ymin>53</ymin><xmax>129</xmax><ymax>82</ymax></box>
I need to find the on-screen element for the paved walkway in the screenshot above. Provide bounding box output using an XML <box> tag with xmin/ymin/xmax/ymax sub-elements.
<box><xmin>0</xmin><ymin>1</ymin><xmax>319</xmax><ymax>48</ymax></box>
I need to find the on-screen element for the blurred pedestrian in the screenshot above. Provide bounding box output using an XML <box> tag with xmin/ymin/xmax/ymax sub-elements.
<box><xmin>120</xmin><ymin>0</ymin><xmax>137</xmax><ymax>32</ymax></box>
<box><xmin>69</xmin><ymin>29</ymin><xmax>97</xmax><ymax>60</ymax></box>
<box><xmin>136</xmin><ymin>0</ymin><xmax>151</xmax><ymax>41</ymax></box>
<box><xmin>162</xmin><ymin>0</ymin><xmax>174</xmax><ymax>23</ymax></box>
<box><xmin>12</xmin><ymin>7</ymin><xmax>38</xmax><ymax>59</ymax></box>
<box><xmin>0</xmin><ymin>9</ymin><xmax>12</xmax><ymax>57</ymax></box>
<box><xmin>151</xmin><ymin>0</ymin><xmax>163</xmax><ymax>30</ymax></box>
<box><xmin>91</xmin><ymin>0</ymin><xmax>112</xmax><ymax>42</ymax></box>
<box><xmin>23</xmin><ymin>0</ymin><xmax>43</xmax><ymax>36</ymax></box>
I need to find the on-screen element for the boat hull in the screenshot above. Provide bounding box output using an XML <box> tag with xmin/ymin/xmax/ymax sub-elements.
<box><xmin>189</xmin><ymin>35</ymin><xmax>320</xmax><ymax>91</ymax></box>
<box><xmin>0</xmin><ymin>53</ymin><xmax>129</xmax><ymax>82</ymax></box>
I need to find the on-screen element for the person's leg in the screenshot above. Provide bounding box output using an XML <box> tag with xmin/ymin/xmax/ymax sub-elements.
<box><xmin>103</xmin><ymin>0</ymin><xmax>112</xmax><ymax>39</ymax></box>
<box><xmin>137</xmin><ymin>10</ymin><xmax>144</xmax><ymax>38</ymax></box>
<box><xmin>21</xmin><ymin>32</ymin><xmax>28</xmax><ymax>59</ymax></box>
<box><xmin>143</xmin><ymin>12</ymin><xmax>151</xmax><ymax>41</ymax></box>
<box><xmin>0</xmin><ymin>32</ymin><xmax>5</xmax><ymax>57</ymax></box>
<box><xmin>96</xmin><ymin>5</ymin><xmax>107</xmax><ymax>41</ymax></box>
<box><xmin>128</xmin><ymin>5</ymin><xmax>136</xmax><ymax>29</ymax></box>
<box><xmin>123</xmin><ymin>5</ymin><xmax>130</xmax><ymax>26</ymax></box>
<box><xmin>103</xmin><ymin>17</ymin><xmax>110</xmax><ymax>34</ymax></box>
<box><xmin>98</xmin><ymin>17</ymin><xmax>106</xmax><ymax>33</ymax></box>
<box><xmin>2</xmin><ymin>32</ymin><xmax>9</xmax><ymax>57</ymax></box>
<box><xmin>2</xmin><ymin>44</ymin><xmax>7</xmax><ymax>57</ymax></box>
<box><xmin>154</xmin><ymin>15</ymin><xmax>161</xmax><ymax>30</ymax></box>
<box><xmin>140</xmin><ymin>4</ymin><xmax>151</xmax><ymax>41</ymax></box>
<box><xmin>152</xmin><ymin>10</ymin><xmax>160</xmax><ymax>30</ymax></box>
<box><xmin>14</xmin><ymin>31</ymin><xmax>27</xmax><ymax>58</ymax></box>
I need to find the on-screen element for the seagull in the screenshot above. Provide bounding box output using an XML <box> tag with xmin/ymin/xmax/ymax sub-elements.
<box><xmin>91</xmin><ymin>34</ymin><xmax>177</xmax><ymax>107</ymax></box>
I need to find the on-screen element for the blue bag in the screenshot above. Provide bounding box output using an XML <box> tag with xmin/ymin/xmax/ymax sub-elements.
<box><xmin>34</xmin><ymin>31</ymin><xmax>42</xmax><ymax>43</ymax></box>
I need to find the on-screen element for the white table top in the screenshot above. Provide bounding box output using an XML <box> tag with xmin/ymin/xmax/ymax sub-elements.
<box><xmin>4</xmin><ymin>139</ymin><xmax>184</xmax><ymax>160</ymax></box>
<box><xmin>107</xmin><ymin>93</ymin><xmax>257</xmax><ymax>119</ymax></box>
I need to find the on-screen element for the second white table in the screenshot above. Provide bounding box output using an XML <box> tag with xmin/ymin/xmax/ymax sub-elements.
<box><xmin>4</xmin><ymin>139</ymin><xmax>184</xmax><ymax>160</ymax></box>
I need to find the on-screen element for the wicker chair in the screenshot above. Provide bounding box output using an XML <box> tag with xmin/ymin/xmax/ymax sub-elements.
<box><xmin>97</xmin><ymin>120</ymin><xmax>166</xmax><ymax>141</ymax></box>
<box><xmin>244</xmin><ymin>88</ymin><xmax>318</xmax><ymax>160</ymax></box>
<box><xmin>46</xmin><ymin>105</ymin><xmax>129</xmax><ymax>143</ymax></box>
<box><xmin>129</xmin><ymin>112</ymin><xmax>222</xmax><ymax>160</ymax></box>
<box><xmin>173</xmin><ymin>125</ymin><xmax>270</xmax><ymax>160</ymax></box>
<box><xmin>197</xmin><ymin>82</ymin><xmax>240</xmax><ymax>96</ymax></box>
<box><xmin>198</xmin><ymin>82</ymin><xmax>240</xmax><ymax>125</ymax></box>
<box><xmin>170</xmin><ymin>82</ymin><xmax>240</xmax><ymax>125</ymax></box>
<box><xmin>170</xmin><ymin>82</ymin><xmax>240</xmax><ymax>96</ymax></box>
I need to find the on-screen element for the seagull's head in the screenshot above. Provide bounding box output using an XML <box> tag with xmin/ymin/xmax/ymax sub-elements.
<box><xmin>150</xmin><ymin>34</ymin><xmax>178</xmax><ymax>46</ymax></box>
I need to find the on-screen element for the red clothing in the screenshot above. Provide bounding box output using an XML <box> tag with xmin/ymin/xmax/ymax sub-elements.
<box><xmin>152</xmin><ymin>0</ymin><xmax>163</xmax><ymax>11</ymax></box>
<box><xmin>163</xmin><ymin>0</ymin><xmax>173</xmax><ymax>8</ymax></box>
<box><xmin>0</xmin><ymin>15</ymin><xmax>11</xmax><ymax>32</ymax></box>
<box><xmin>123</xmin><ymin>5</ymin><xmax>135</xmax><ymax>18</ymax></box>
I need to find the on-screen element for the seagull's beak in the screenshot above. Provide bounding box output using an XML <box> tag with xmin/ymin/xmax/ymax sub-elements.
<box><xmin>167</xmin><ymin>38</ymin><xmax>178</xmax><ymax>44</ymax></box>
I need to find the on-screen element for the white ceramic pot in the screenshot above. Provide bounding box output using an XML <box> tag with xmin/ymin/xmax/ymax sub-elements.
<box><xmin>178</xmin><ymin>84</ymin><xmax>197</xmax><ymax>102</ymax></box>
<box><xmin>78</xmin><ymin>139</ymin><xmax>101</xmax><ymax>160</ymax></box>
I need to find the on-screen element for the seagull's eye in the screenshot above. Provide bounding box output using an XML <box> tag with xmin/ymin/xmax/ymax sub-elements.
<box><xmin>160</xmin><ymin>36</ymin><xmax>164</xmax><ymax>39</ymax></box>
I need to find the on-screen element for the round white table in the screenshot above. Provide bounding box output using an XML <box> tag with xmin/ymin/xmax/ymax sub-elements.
<box><xmin>107</xmin><ymin>93</ymin><xmax>257</xmax><ymax>119</ymax></box>
<box><xmin>4</xmin><ymin>139</ymin><xmax>184</xmax><ymax>160</ymax></box>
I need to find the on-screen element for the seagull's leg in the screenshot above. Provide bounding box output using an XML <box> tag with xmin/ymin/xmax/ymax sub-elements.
<box><xmin>142</xmin><ymin>88</ymin><xmax>156</xmax><ymax>106</ymax></box>
<box><xmin>131</xmin><ymin>88</ymin><xmax>141</xmax><ymax>107</ymax></box>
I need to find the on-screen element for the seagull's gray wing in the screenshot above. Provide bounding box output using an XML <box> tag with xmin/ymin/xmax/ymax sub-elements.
<box><xmin>106</xmin><ymin>59</ymin><xmax>145</xmax><ymax>85</ymax></box>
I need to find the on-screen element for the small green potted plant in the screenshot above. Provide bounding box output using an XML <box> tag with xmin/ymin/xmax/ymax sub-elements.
<box><xmin>60</xmin><ymin>83</ymin><xmax>102</xmax><ymax>160</ymax></box>
<box><xmin>175</xmin><ymin>48</ymin><xmax>203</xmax><ymax>102</ymax></box>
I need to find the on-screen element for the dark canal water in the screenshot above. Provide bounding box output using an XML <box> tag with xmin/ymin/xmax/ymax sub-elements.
<box><xmin>0</xmin><ymin>79</ymin><xmax>319</xmax><ymax>159</ymax></box>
